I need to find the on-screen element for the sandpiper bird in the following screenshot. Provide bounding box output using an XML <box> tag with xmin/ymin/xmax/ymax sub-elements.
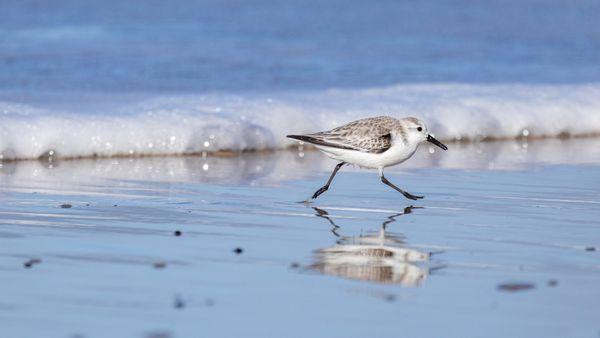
<box><xmin>287</xmin><ymin>116</ymin><xmax>448</xmax><ymax>200</ymax></box>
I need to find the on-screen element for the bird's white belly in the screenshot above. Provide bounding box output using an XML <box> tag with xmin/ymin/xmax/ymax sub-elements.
<box><xmin>315</xmin><ymin>143</ymin><xmax>419</xmax><ymax>169</ymax></box>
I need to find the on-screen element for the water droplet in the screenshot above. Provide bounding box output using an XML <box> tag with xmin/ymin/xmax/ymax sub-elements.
<box><xmin>203</xmin><ymin>141</ymin><xmax>210</xmax><ymax>147</ymax></box>
<box><xmin>202</xmin><ymin>163</ymin><xmax>209</xmax><ymax>171</ymax></box>
<box><xmin>428</xmin><ymin>146</ymin><xmax>435</xmax><ymax>154</ymax></box>
<box><xmin>522</xmin><ymin>129</ymin><xmax>530</xmax><ymax>137</ymax></box>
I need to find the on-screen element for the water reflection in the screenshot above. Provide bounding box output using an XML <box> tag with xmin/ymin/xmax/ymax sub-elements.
<box><xmin>309</xmin><ymin>206</ymin><xmax>435</xmax><ymax>287</ymax></box>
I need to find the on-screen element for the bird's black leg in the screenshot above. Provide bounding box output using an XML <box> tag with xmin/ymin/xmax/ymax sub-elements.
<box><xmin>311</xmin><ymin>162</ymin><xmax>345</xmax><ymax>199</ymax></box>
<box><xmin>379</xmin><ymin>169</ymin><xmax>423</xmax><ymax>200</ymax></box>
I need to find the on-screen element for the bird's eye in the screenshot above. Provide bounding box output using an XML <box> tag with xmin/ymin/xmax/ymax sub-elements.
<box><xmin>417</xmin><ymin>127</ymin><xmax>423</xmax><ymax>132</ymax></box>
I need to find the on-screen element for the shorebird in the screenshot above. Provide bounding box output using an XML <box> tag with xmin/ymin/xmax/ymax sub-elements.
<box><xmin>287</xmin><ymin>116</ymin><xmax>448</xmax><ymax>200</ymax></box>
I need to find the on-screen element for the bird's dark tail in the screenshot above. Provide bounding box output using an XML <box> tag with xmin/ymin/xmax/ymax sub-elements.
<box><xmin>287</xmin><ymin>134</ymin><xmax>356</xmax><ymax>151</ymax></box>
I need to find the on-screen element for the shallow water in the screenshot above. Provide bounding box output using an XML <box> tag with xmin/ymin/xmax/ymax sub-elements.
<box><xmin>1</xmin><ymin>139</ymin><xmax>599</xmax><ymax>338</ymax></box>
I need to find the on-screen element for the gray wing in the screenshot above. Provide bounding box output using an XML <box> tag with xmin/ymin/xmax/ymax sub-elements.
<box><xmin>287</xmin><ymin>116</ymin><xmax>395</xmax><ymax>154</ymax></box>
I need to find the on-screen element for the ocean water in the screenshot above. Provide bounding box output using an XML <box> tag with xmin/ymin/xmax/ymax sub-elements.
<box><xmin>1</xmin><ymin>0</ymin><xmax>600</xmax><ymax>160</ymax></box>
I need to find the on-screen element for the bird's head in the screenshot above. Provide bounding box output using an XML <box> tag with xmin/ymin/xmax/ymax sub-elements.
<box><xmin>402</xmin><ymin>117</ymin><xmax>448</xmax><ymax>151</ymax></box>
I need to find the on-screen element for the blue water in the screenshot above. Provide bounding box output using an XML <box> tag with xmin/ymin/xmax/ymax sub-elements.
<box><xmin>2</xmin><ymin>0</ymin><xmax>600</xmax><ymax>94</ymax></box>
<box><xmin>1</xmin><ymin>0</ymin><xmax>600</xmax><ymax>159</ymax></box>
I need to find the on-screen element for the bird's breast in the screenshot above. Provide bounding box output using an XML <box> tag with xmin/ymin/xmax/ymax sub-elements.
<box><xmin>379</xmin><ymin>141</ymin><xmax>419</xmax><ymax>166</ymax></box>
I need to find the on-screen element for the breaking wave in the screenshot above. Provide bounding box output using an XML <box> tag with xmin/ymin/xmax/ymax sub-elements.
<box><xmin>1</xmin><ymin>83</ymin><xmax>600</xmax><ymax>160</ymax></box>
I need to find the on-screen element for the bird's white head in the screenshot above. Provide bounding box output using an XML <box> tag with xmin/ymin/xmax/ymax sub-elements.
<box><xmin>400</xmin><ymin>117</ymin><xmax>448</xmax><ymax>150</ymax></box>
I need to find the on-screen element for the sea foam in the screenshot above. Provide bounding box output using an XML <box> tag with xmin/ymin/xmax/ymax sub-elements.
<box><xmin>1</xmin><ymin>84</ymin><xmax>600</xmax><ymax>160</ymax></box>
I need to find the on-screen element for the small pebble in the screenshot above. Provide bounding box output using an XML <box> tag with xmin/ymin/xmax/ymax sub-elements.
<box><xmin>289</xmin><ymin>262</ymin><xmax>300</xmax><ymax>269</ymax></box>
<box><xmin>174</xmin><ymin>230</ymin><xmax>182</xmax><ymax>237</ymax></box>
<box><xmin>113</xmin><ymin>204</ymin><xmax>118</xmax><ymax>207</ymax></box>
<box><xmin>497</xmin><ymin>282</ymin><xmax>535</xmax><ymax>292</ymax></box>
<box><xmin>547</xmin><ymin>279</ymin><xmax>558</xmax><ymax>287</ymax></box>
<box><xmin>384</xmin><ymin>294</ymin><xmax>397</xmax><ymax>302</ymax></box>
<box><xmin>23</xmin><ymin>258</ymin><xmax>42</xmax><ymax>269</ymax></box>
<box><xmin>60</xmin><ymin>204</ymin><xmax>72</xmax><ymax>209</ymax></box>
<box><xmin>204</xmin><ymin>298</ymin><xmax>215</xmax><ymax>307</ymax></box>
<box><xmin>233</xmin><ymin>247</ymin><xmax>244</xmax><ymax>255</ymax></box>
<box><xmin>585</xmin><ymin>246</ymin><xmax>596</xmax><ymax>252</ymax></box>
<box><xmin>173</xmin><ymin>296</ymin><xmax>185</xmax><ymax>309</ymax></box>
<box><xmin>145</xmin><ymin>331</ymin><xmax>171</xmax><ymax>338</ymax></box>
<box><xmin>153</xmin><ymin>261</ymin><xmax>167</xmax><ymax>269</ymax></box>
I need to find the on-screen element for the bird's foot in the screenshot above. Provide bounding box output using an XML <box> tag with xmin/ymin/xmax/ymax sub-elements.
<box><xmin>311</xmin><ymin>187</ymin><xmax>328</xmax><ymax>200</ymax></box>
<box><xmin>402</xmin><ymin>192</ymin><xmax>424</xmax><ymax>200</ymax></box>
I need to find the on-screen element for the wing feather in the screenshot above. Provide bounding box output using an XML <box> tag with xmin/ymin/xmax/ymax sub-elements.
<box><xmin>287</xmin><ymin>116</ymin><xmax>396</xmax><ymax>154</ymax></box>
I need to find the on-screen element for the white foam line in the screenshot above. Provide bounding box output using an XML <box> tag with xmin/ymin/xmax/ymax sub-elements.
<box><xmin>0</xmin><ymin>219</ymin><xmax>94</xmax><ymax>228</ymax></box>
<box><xmin>5</xmin><ymin>187</ymin><xmax>157</xmax><ymax>199</ymax></box>
<box><xmin>489</xmin><ymin>196</ymin><xmax>600</xmax><ymax>204</ymax></box>
<box><xmin>320</xmin><ymin>206</ymin><xmax>406</xmax><ymax>213</ymax></box>
<box><xmin>3</xmin><ymin>83</ymin><xmax>600</xmax><ymax>160</ymax></box>
<box><xmin>320</xmin><ymin>205</ymin><xmax>467</xmax><ymax>213</ymax></box>
<box><xmin>423</xmin><ymin>206</ymin><xmax>469</xmax><ymax>211</ymax></box>
<box><xmin>257</xmin><ymin>211</ymin><xmax>359</xmax><ymax>220</ymax></box>
<box><xmin>0</xmin><ymin>211</ymin><xmax>120</xmax><ymax>220</ymax></box>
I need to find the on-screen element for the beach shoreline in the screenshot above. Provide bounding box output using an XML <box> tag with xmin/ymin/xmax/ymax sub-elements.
<box><xmin>1</xmin><ymin>138</ymin><xmax>599</xmax><ymax>337</ymax></box>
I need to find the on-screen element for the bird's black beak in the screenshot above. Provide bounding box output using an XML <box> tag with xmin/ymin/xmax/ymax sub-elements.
<box><xmin>427</xmin><ymin>134</ymin><xmax>448</xmax><ymax>150</ymax></box>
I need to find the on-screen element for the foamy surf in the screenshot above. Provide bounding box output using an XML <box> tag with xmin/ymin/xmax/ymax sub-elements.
<box><xmin>1</xmin><ymin>83</ymin><xmax>600</xmax><ymax>160</ymax></box>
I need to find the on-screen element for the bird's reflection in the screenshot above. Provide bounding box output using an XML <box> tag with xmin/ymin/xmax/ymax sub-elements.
<box><xmin>309</xmin><ymin>206</ymin><xmax>433</xmax><ymax>287</ymax></box>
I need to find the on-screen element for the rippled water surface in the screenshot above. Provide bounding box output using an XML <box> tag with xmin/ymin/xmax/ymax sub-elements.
<box><xmin>1</xmin><ymin>140</ymin><xmax>599</xmax><ymax>338</ymax></box>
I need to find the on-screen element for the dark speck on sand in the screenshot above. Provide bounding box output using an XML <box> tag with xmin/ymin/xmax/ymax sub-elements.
<box><xmin>585</xmin><ymin>246</ymin><xmax>596</xmax><ymax>252</ymax></box>
<box><xmin>23</xmin><ymin>258</ymin><xmax>42</xmax><ymax>269</ymax></box>
<box><xmin>497</xmin><ymin>282</ymin><xmax>536</xmax><ymax>292</ymax></box>
<box><xmin>233</xmin><ymin>247</ymin><xmax>244</xmax><ymax>255</ymax></box>
<box><xmin>173</xmin><ymin>296</ymin><xmax>185</xmax><ymax>309</ymax></box>
<box><xmin>173</xmin><ymin>230</ymin><xmax>182</xmax><ymax>237</ymax></box>
<box><xmin>144</xmin><ymin>331</ymin><xmax>171</xmax><ymax>338</ymax></box>
<box><xmin>60</xmin><ymin>203</ymin><xmax>72</xmax><ymax>208</ymax></box>
<box><xmin>153</xmin><ymin>261</ymin><xmax>167</xmax><ymax>269</ymax></box>
<box><xmin>548</xmin><ymin>280</ymin><xmax>558</xmax><ymax>287</ymax></box>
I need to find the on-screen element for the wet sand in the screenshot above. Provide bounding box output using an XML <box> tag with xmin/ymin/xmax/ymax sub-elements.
<box><xmin>1</xmin><ymin>138</ymin><xmax>599</xmax><ymax>338</ymax></box>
